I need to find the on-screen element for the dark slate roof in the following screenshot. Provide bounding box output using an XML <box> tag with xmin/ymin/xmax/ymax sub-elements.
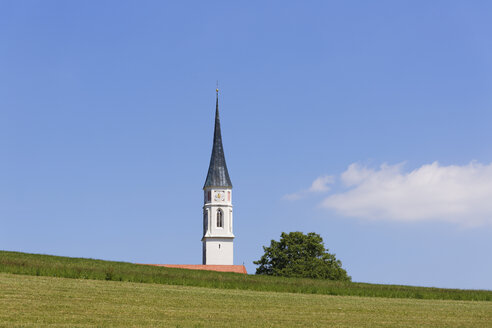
<box><xmin>203</xmin><ymin>93</ymin><xmax>233</xmax><ymax>189</ymax></box>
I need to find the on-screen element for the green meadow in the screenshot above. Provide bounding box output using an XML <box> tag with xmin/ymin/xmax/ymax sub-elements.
<box><xmin>1</xmin><ymin>273</ymin><xmax>491</xmax><ymax>327</ymax></box>
<box><xmin>1</xmin><ymin>250</ymin><xmax>491</xmax><ymax>327</ymax></box>
<box><xmin>0</xmin><ymin>250</ymin><xmax>490</xmax><ymax>301</ymax></box>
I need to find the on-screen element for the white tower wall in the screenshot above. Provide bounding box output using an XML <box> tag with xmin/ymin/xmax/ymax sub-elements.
<box><xmin>202</xmin><ymin>188</ymin><xmax>234</xmax><ymax>265</ymax></box>
<box><xmin>202</xmin><ymin>239</ymin><xmax>233</xmax><ymax>265</ymax></box>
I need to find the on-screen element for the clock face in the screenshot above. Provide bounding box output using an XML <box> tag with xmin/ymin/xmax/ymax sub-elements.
<box><xmin>214</xmin><ymin>191</ymin><xmax>225</xmax><ymax>201</ymax></box>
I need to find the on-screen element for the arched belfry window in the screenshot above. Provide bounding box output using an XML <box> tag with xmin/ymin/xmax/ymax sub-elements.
<box><xmin>217</xmin><ymin>209</ymin><xmax>223</xmax><ymax>228</ymax></box>
<box><xmin>203</xmin><ymin>210</ymin><xmax>208</xmax><ymax>235</ymax></box>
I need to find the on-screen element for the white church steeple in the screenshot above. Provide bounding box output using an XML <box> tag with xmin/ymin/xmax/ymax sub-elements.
<box><xmin>202</xmin><ymin>89</ymin><xmax>234</xmax><ymax>265</ymax></box>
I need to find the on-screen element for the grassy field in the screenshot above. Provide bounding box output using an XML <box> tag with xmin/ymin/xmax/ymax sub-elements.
<box><xmin>0</xmin><ymin>272</ymin><xmax>491</xmax><ymax>328</ymax></box>
<box><xmin>1</xmin><ymin>250</ymin><xmax>491</xmax><ymax>301</ymax></box>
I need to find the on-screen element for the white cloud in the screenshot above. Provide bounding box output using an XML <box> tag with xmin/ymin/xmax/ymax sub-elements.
<box><xmin>284</xmin><ymin>175</ymin><xmax>334</xmax><ymax>200</ymax></box>
<box><xmin>309</xmin><ymin>175</ymin><xmax>335</xmax><ymax>192</ymax></box>
<box><xmin>321</xmin><ymin>161</ymin><xmax>492</xmax><ymax>226</ymax></box>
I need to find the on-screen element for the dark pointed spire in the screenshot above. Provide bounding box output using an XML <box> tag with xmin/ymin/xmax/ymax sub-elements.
<box><xmin>203</xmin><ymin>89</ymin><xmax>232</xmax><ymax>189</ymax></box>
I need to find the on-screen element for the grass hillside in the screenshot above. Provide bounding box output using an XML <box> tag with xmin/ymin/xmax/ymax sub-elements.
<box><xmin>1</xmin><ymin>273</ymin><xmax>491</xmax><ymax>328</ymax></box>
<box><xmin>1</xmin><ymin>250</ymin><xmax>491</xmax><ymax>301</ymax></box>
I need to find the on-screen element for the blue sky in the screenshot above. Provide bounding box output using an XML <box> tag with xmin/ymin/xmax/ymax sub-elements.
<box><xmin>1</xmin><ymin>1</ymin><xmax>492</xmax><ymax>289</ymax></box>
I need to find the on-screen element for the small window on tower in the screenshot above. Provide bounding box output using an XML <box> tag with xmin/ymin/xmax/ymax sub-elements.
<box><xmin>217</xmin><ymin>209</ymin><xmax>223</xmax><ymax>228</ymax></box>
<box><xmin>207</xmin><ymin>191</ymin><xmax>211</xmax><ymax>202</ymax></box>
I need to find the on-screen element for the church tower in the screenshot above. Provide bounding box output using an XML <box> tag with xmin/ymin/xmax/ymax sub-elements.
<box><xmin>202</xmin><ymin>89</ymin><xmax>234</xmax><ymax>265</ymax></box>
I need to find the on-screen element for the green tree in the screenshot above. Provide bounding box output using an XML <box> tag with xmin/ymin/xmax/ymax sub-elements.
<box><xmin>254</xmin><ymin>232</ymin><xmax>351</xmax><ymax>281</ymax></box>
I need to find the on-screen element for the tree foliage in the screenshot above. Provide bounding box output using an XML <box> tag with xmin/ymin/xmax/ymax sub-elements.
<box><xmin>254</xmin><ymin>232</ymin><xmax>351</xmax><ymax>281</ymax></box>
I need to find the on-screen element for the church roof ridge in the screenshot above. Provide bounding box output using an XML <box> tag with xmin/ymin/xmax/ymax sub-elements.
<box><xmin>203</xmin><ymin>90</ymin><xmax>233</xmax><ymax>189</ymax></box>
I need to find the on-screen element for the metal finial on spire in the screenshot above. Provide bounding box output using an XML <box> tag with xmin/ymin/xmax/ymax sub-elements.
<box><xmin>216</xmin><ymin>80</ymin><xmax>219</xmax><ymax>93</ymax></box>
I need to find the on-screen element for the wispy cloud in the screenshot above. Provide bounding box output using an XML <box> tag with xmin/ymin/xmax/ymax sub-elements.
<box><xmin>321</xmin><ymin>161</ymin><xmax>492</xmax><ymax>226</ymax></box>
<box><xmin>283</xmin><ymin>175</ymin><xmax>334</xmax><ymax>200</ymax></box>
<box><xmin>309</xmin><ymin>175</ymin><xmax>334</xmax><ymax>192</ymax></box>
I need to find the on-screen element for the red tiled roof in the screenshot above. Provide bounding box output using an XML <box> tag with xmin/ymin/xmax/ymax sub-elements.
<box><xmin>142</xmin><ymin>264</ymin><xmax>247</xmax><ymax>274</ymax></box>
